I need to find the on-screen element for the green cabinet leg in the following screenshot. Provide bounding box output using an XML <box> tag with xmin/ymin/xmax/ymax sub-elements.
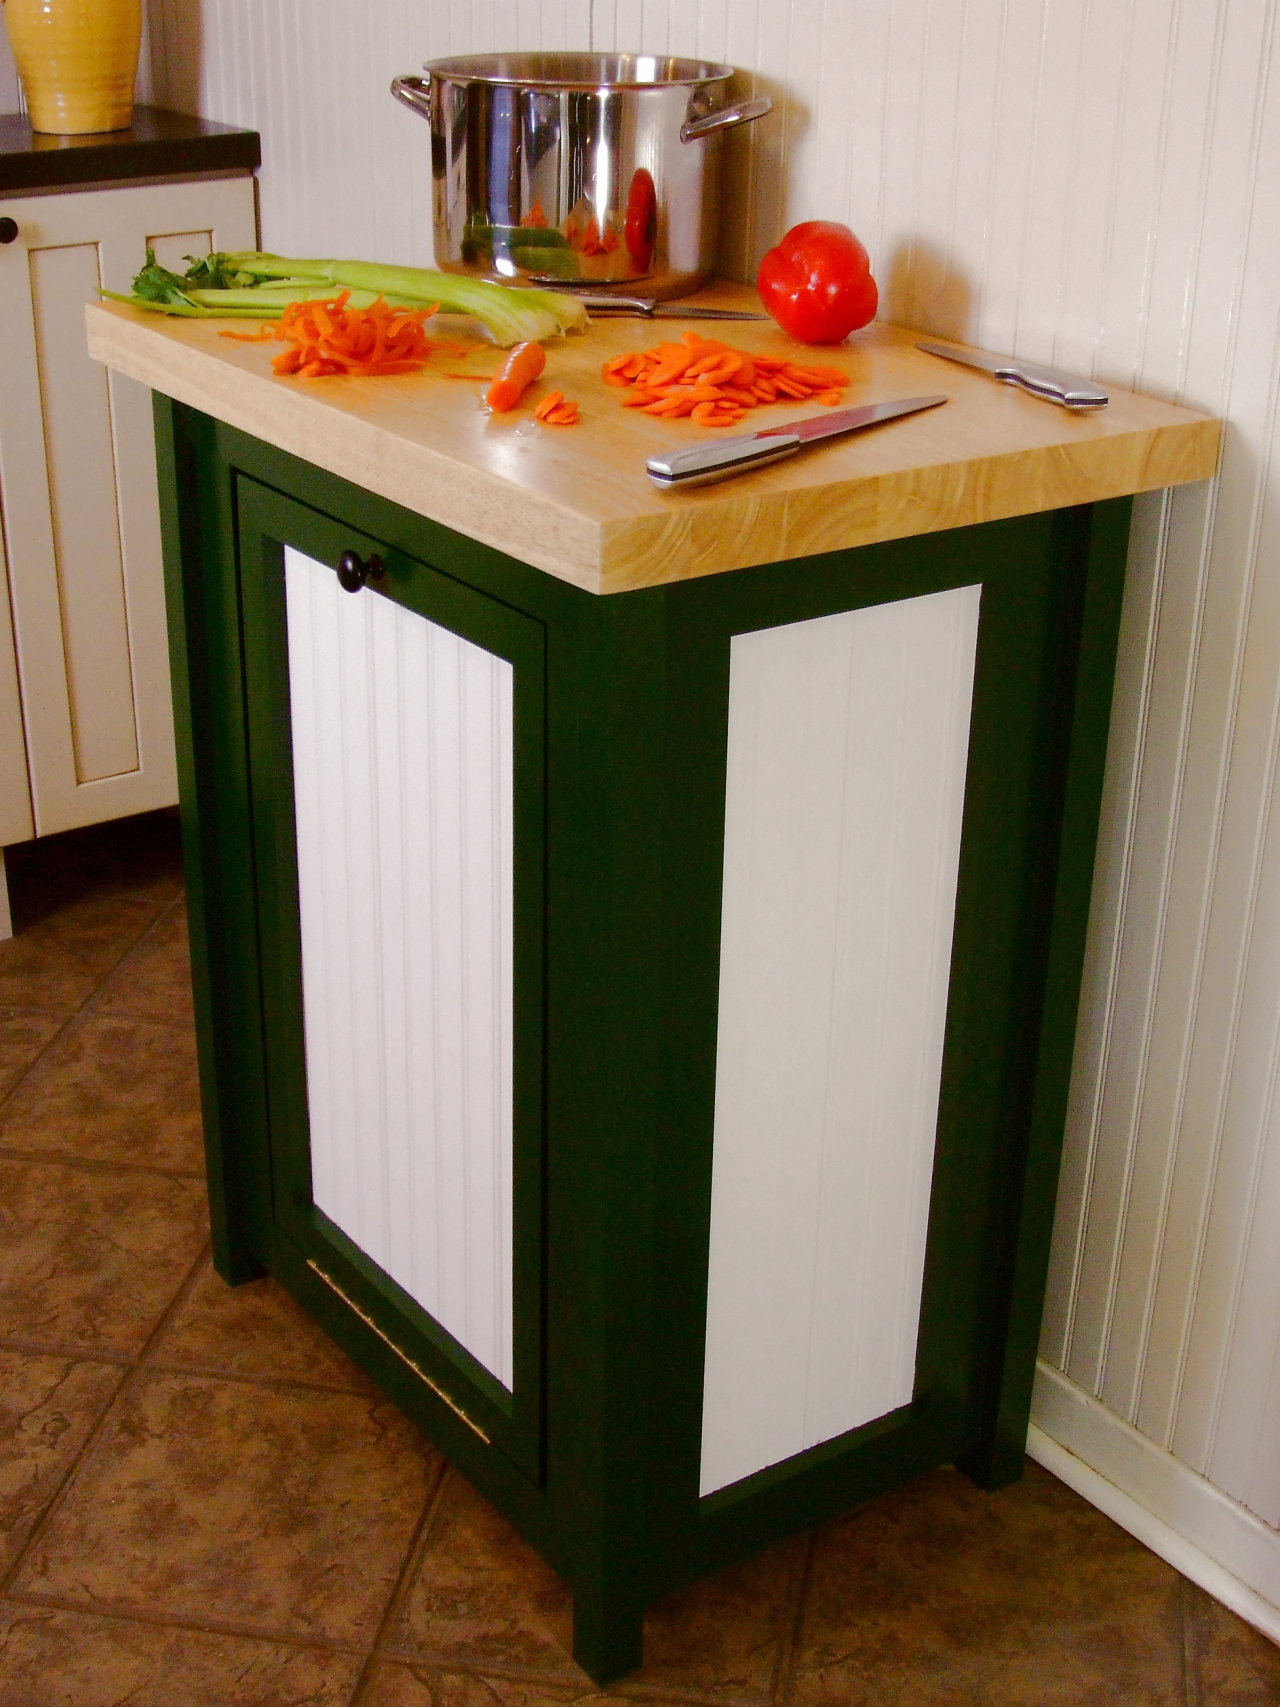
<box><xmin>572</xmin><ymin>1580</ymin><xmax>646</xmax><ymax>1686</ymax></box>
<box><xmin>957</xmin><ymin>499</ymin><xmax>1132</xmax><ymax>1496</ymax></box>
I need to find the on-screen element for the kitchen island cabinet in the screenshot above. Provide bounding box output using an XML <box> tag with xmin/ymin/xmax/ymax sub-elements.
<box><xmin>0</xmin><ymin>108</ymin><xmax>259</xmax><ymax>936</ymax></box>
<box><xmin>88</xmin><ymin>291</ymin><xmax>1218</xmax><ymax>1682</ymax></box>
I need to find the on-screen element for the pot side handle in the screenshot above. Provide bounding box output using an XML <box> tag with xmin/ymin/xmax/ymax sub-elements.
<box><xmin>680</xmin><ymin>96</ymin><xmax>772</xmax><ymax>144</ymax></box>
<box><xmin>391</xmin><ymin>74</ymin><xmax>433</xmax><ymax>120</ymax></box>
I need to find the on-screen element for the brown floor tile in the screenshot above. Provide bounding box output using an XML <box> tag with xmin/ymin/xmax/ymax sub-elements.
<box><xmin>785</xmin><ymin>1461</ymin><xmax>1186</xmax><ymax>1707</ymax></box>
<box><xmin>152</xmin><ymin>1255</ymin><xmax>378</xmax><ymax>1392</ymax></box>
<box><xmin>0</xmin><ymin>1011</ymin><xmax>203</xmax><ymax>1173</ymax></box>
<box><xmin>0</xmin><ymin>1010</ymin><xmax>64</xmax><ymax>1102</ymax></box>
<box><xmin>624</xmin><ymin>1538</ymin><xmax>805</xmax><ymax>1703</ymax></box>
<box><xmin>387</xmin><ymin>1469</ymin><xmax>579</xmax><ymax>1682</ymax></box>
<box><xmin>0</xmin><ymin>896</ymin><xmax>163</xmax><ymax>1012</ymax></box>
<box><xmin>1187</xmin><ymin>1582</ymin><xmax>1280</xmax><ymax>1703</ymax></box>
<box><xmin>390</xmin><ymin>1471</ymin><xmax>799</xmax><ymax>1701</ymax></box>
<box><xmin>16</xmin><ymin>1370</ymin><xmax>441</xmax><ymax>1648</ymax></box>
<box><xmin>0</xmin><ymin>1603</ymin><xmax>362</xmax><ymax>1706</ymax></box>
<box><xmin>0</xmin><ymin>1352</ymin><xmax>123</xmax><ymax>1576</ymax></box>
<box><xmin>0</xmin><ymin>1158</ymin><xmax>208</xmax><ymax>1357</ymax></box>
<box><xmin>94</xmin><ymin>900</ymin><xmax>194</xmax><ymax>1027</ymax></box>
<box><xmin>2</xmin><ymin>808</ymin><xmax>184</xmax><ymax>935</ymax></box>
<box><xmin>361</xmin><ymin>1662</ymin><xmax>597</xmax><ymax>1707</ymax></box>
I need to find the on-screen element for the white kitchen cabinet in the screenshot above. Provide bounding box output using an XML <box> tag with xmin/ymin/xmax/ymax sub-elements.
<box><xmin>0</xmin><ymin>146</ymin><xmax>256</xmax><ymax>935</ymax></box>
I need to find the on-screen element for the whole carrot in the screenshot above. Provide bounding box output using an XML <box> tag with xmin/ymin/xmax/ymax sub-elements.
<box><xmin>486</xmin><ymin>341</ymin><xmax>547</xmax><ymax>411</ymax></box>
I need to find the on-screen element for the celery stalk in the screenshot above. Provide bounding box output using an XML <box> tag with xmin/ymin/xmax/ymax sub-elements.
<box><xmin>226</xmin><ymin>254</ymin><xmax>589</xmax><ymax>343</ymax></box>
<box><xmin>114</xmin><ymin>247</ymin><xmax>589</xmax><ymax>345</ymax></box>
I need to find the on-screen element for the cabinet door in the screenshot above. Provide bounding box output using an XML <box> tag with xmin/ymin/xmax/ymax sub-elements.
<box><xmin>238</xmin><ymin>479</ymin><xmax>546</xmax><ymax>1480</ymax></box>
<box><xmin>0</xmin><ymin>176</ymin><xmax>256</xmax><ymax>835</ymax></box>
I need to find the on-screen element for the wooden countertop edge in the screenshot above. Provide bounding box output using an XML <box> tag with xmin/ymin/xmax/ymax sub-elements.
<box><xmin>89</xmin><ymin>301</ymin><xmax>1222</xmax><ymax>598</ymax></box>
<box><xmin>597</xmin><ymin>416</ymin><xmax>1222</xmax><ymax>593</ymax></box>
<box><xmin>86</xmin><ymin>305</ymin><xmax>608</xmax><ymax>595</ymax></box>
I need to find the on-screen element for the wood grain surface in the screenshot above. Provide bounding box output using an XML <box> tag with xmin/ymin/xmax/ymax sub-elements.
<box><xmin>87</xmin><ymin>284</ymin><xmax>1220</xmax><ymax>595</ymax></box>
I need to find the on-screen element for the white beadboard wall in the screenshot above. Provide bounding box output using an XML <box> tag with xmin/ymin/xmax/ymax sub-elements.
<box><xmin>0</xmin><ymin>20</ymin><xmax>19</xmax><ymax>115</ymax></box>
<box><xmin>92</xmin><ymin>0</ymin><xmax>1280</xmax><ymax>1626</ymax></box>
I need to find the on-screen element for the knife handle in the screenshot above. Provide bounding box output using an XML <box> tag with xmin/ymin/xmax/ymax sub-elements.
<box><xmin>1008</xmin><ymin>366</ymin><xmax>1109</xmax><ymax>408</ymax></box>
<box><xmin>578</xmin><ymin>295</ymin><xmax>656</xmax><ymax>314</ymax></box>
<box><xmin>647</xmin><ymin>432</ymin><xmax>802</xmax><ymax>490</ymax></box>
<box><xmin>917</xmin><ymin>340</ymin><xmax>1108</xmax><ymax>408</ymax></box>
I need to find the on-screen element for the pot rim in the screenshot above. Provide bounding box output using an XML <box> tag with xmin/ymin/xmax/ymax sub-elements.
<box><xmin>420</xmin><ymin>52</ymin><xmax>735</xmax><ymax>92</ymax></box>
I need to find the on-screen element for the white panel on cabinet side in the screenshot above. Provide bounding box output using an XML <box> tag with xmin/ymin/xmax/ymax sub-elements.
<box><xmin>284</xmin><ymin>547</ymin><xmax>514</xmax><ymax>1390</ymax></box>
<box><xmin>699</xmin><ymin>584</ymin><xmax>982</xmax><ymax>1498</ymax></box>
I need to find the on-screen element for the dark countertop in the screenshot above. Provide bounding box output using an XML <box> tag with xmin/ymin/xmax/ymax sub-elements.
<box><xmin>0</xmin><ymin>105</ymin><xmax>259</xmax><ymax>194</ymax></box>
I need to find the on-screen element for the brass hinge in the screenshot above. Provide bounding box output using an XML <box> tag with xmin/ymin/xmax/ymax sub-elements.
<box><xmin>306</xmin><ymin>1259</ymin><xmax>491</xmax><ymax>1444</ymax></box>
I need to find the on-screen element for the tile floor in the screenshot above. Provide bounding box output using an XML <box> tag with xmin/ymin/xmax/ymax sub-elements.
<box><xmin>0</xmin><ymin>808</ymin><xmax>1278</xmax><ymax>1706</ymax></box>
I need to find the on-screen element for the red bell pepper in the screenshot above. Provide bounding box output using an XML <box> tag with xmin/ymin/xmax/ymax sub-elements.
<box><xmin>756</xmin><ymin>221</ymin><xmax>878</xmax><ymax>345</ymax></box>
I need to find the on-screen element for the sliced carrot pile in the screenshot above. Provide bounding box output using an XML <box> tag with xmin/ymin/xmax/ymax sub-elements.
<box><xmin>220</xmin><ymin>291</ymin><xmax>442</xmax><ymax>378</ymax></box>
<box><xmin>602</xmin><ymin>332</ymin><xmax>850</xmax><ymax>426</ymax></box>
<box><xmin>534</xmin><ymin>390</ymin><xmax>580</xmax><ymax>426</ymax></box>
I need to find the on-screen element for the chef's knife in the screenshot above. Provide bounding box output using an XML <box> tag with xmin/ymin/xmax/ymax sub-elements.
<box><xmin>646</xmin><ymin>393</ymin><xmax>947</xmax><ymax>490</ymax></box>
<box><xmin>917</xmin><ymin>339</ymin><xmax>1108</xmax><ymax>408</ymax></box>
<box><xmin>575</xmin><ymin>294</ymin><xmax>771</xmax><ymax>320</ymax></box>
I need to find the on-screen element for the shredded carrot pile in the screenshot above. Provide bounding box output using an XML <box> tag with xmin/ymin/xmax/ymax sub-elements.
<box><xmin>221</xmin><ymin>291</ymin><xmax>442</xmax><ymax>377</ymax></box>
<box><xmin>602</xmin><ymin>332</ymin><xmax>849</xmax><ymax>426</ymax></box>
<box><xmin>534</xmin><ymin>390</ymin><xmax>580</xmax><ymax>426</ymax></box>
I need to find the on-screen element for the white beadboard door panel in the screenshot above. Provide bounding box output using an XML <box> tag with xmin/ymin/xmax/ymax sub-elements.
<box><xmin>284</xmin><ymin>547</ymin><xmax>515</xmax><ymax>1391</ymax></box>
<box><xmin>0</xmin><ymin>176</ymin><xmax>256</xmax><ymax>835</ymax></box>
<box><xmin>699</xmin><ymin>583</ymin><xmax>981</xmax><ymax>1497</ymax></box>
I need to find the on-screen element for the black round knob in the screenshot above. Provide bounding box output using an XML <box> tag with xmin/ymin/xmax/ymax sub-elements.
<box><xmin>336</xmin><ymin>549</ymin><xmax>385</xmax><ymax>593</ymax></box>
<box><xmin>0</xmin><ymin>218</ymin><xmax>18</xmax><ymax>245</ymax></box>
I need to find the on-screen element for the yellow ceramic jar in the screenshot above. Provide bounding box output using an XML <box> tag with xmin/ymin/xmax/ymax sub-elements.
<box><xmin>3</xmin><ymin>0</ymin><xmax>142</xmax><ymax>134</ymax></box>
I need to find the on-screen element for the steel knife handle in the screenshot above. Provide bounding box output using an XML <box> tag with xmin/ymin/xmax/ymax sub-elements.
<box><xmin>918</xmin><ymin>340</ymin><xmax>1108</xmax><ymax>408</ymax></box>
<box><xmin>647</xmin><ymin>432</ymin><xmax>802</xmax><ymax>490</ymax></box>
<box><xmin>1003</xmin><ymin>361</ymin><xmax>1108</xmax><ymax>408</ymax></box>
<box><xmin>577</xmin><ymin>296</ymin><xmax>658</xmax><ymax>314</ymax></box>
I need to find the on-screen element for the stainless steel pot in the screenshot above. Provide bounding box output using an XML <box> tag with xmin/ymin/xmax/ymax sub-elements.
<box><xmin>391</xmin><ymin>53</ymin><xmax>770</xmax><ymax>300</ymax></box>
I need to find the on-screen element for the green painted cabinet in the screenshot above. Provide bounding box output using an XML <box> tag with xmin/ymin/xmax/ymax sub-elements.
<box><xmin>156</xmin><ymin>395</ymin><xmax>1130</xmax><ymax>1683</ymax></box>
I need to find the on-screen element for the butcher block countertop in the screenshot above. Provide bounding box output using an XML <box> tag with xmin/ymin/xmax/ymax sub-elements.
<box><xmin>87</xmin><ymin>283</ymin><xmax>1220</xmax><ymax>596</ymax></box>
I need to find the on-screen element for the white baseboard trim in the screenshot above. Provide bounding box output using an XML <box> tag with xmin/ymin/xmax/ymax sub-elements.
<box><xmin>1029</xmin><ymin>1361</ymin><xmax>1280</xmax><ymax>1646</ymax></box>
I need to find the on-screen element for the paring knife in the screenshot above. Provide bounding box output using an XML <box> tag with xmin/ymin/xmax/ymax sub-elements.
<box><xmin>646</xmin><ymin>393</ymin><xmax>948</xmax><ymax>491</ymax></box>
<box><xmin>917</xmin><ymin>339</ymin><xmax>1108</xmax><ymax>409</ymax></box>
<box><xmin>577</xmin><ymin>294</ymin><xmax>771</xmax><ymax>320</ymax></box>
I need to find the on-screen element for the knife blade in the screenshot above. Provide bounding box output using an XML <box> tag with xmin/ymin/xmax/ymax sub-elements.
<box><xmin>646</xmin><ymin>394</ymin><xmax>948</xmax><ymax>491</ymax></box>
<box><xmin>575</xmin><ymin>294</ymin><xmax>772</xmax><ymax>320</ymax></box>
<box><xmin>917</xmin><ymin>339</ymin><xmax>1108</xmax><ymax>409</ymax></box>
